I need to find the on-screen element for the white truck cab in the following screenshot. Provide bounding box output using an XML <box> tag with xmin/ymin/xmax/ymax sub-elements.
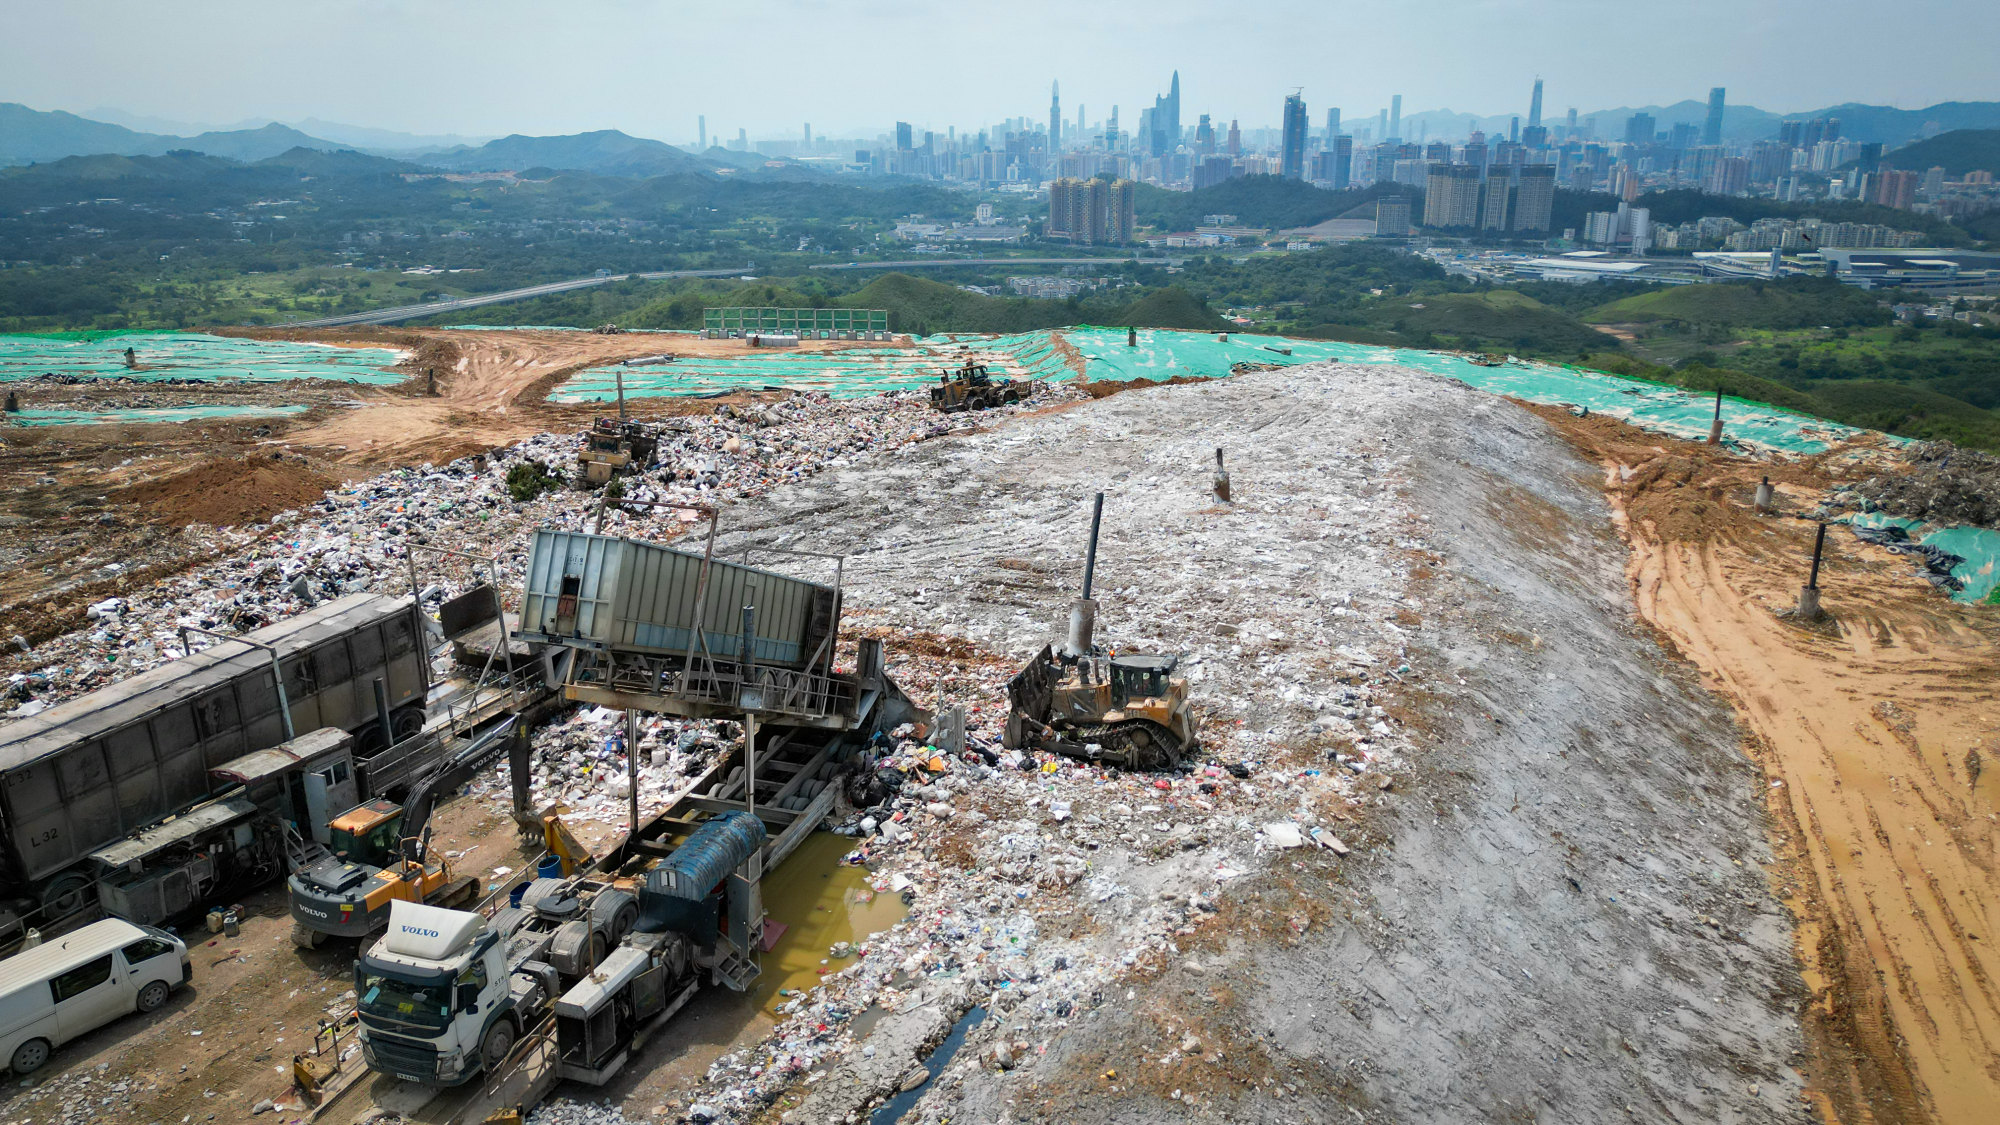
<box><xmin>354</xmin><ymin>900</ymin><xmax>517</xmax><ymax>1085</ymax></box>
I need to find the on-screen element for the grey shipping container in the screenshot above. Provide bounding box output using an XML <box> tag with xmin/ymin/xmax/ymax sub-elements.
<box><xmin>0</xmin><ymin>593</ymin><xmax>428</xmax><ymax>902</ymax></box>
<box><xmin>519</xmin><ymin>531</ymin><xmax>838</xmax><ymax>672</ymax></box>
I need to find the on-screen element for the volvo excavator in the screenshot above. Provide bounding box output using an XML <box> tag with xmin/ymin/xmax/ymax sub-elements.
<box><xmin>288</xmin><ymin>794</ymin><xmax>589</xmax><ymax>948</ymax></box>
<box><xmin>1004</xmin><ymin>494</ymin><xmax>1200</xmax><ymax>770</ymax></box>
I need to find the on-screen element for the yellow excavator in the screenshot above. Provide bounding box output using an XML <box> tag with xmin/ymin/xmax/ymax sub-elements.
<box><xmin>289</xmin><ymin>803</ymin><xmax>590</xmax><ymax>948</ymax></box>
<box><xmin>287</xmin><ymin>799</ymin><xmax>475</xmax><ymax>947</ymax></box>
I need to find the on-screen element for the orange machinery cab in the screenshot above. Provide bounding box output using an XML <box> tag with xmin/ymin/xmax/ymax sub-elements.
<box><xmin>288</xmin><ymin>800</ymin><xmax>459</xmax><ymax>942</ymax></box>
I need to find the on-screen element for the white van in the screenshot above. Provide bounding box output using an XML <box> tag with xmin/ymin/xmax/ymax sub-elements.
<box><xmin>0</xmin><ymin>919</ymin><xmax>192</xmax><ymax>1074</ymax></box>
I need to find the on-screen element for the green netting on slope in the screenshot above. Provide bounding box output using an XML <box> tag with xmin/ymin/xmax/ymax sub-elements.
<box><xmin>1058</xmin><ymin>327</ymin><xmax>1867</xmax><ymax>455</ymax></box>
<box><xmin>1845</xmin><ymin>513</ymin><xmax>2000</xmax><ymax>605</ymax></box>
<box><xmin>552</xmin><ymin>331</ymin><xmax>1071</xmax><ymax>402</ymax></box>
<box><xmin>3</xmin><ymin>405</ymin><xmax>309</xmax><ymax>427</ymax></box>
<box><xmin>0</xmin><ymin>333</ymin><xmax>405</xmax><ymax>385</ymax></box>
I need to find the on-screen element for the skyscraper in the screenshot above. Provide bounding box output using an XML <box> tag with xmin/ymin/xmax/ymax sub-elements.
<box><xmin>895</xmin><ymin>122</ymin><xmax>913</xmax><ymax>151</ymax></box>
<box><xmin>1319</xmin><ymin>135</ymin><xmax>1353</xmax><ymax>190</ymax></box>
<box><xmin>1703</xmin><ymin>87</ymin><xmax>1726</xmax><ymax>146</ymax></box>
<box><xmin>1326</xmin><ymin>108</ymin><xmax>1341</xmax><ymax>141</ymax></box>
<box><xmin>1280</xmin><ymin>93</ymin><xmax>1308</xmax><ymax>179</ymax></box>
<box><xmin>1049</xmin><ymin>81</ymin><xmax>1061</xmax><ymax>153</ymax></box>
<box><xmin>698</xmin><ymin>115</ymin><xmax>706</xmax><ymax>150</ymax></box>
<box><xmin>1147</xmin><ymin>71</ymin><xmax>1182</xmax><ymax>157</ymax></box>
<box><xmin>1226</xmin><ymin>119</ymin><xmax>1241</xmax><ymax>157</ymax></box>
<box><xmin>1195</xmin><ymin>114</ymin><xmax>1215</xmax><ymax>155</ymax></box>
<box><xmin>1528</xmin><ymin>78</ymin><xmax>1544</xmax><ymax>129</ymax></box>
<box><xmin>1389</xmin><ymin>95</ymin><xmax>1403</xmax><ymax>142</ymax></box>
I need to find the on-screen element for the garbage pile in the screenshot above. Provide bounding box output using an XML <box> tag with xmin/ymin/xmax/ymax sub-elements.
<box><xmin>658</xmin><ymin>616</ymin><xmax>1403</xmax><ymax>1123</ymax></box>
<box><xmin>1</xmin><ymin>383</ymin><xmax>1075</xmax><ymax>719</ymax></box>
<box><xmin>463</xmin><ymin>705</ymin><xmax>737</xmax><ymax>833</ymax></box>
<box><xmin>1853</xmin><ymin>440</ymin><xmax>2000</xmax><ymax>529</ymax></box>
<box><xmin>1849</xmin><ymin>523</ymin><xmax>1968</xmax><ymax>591</ymax></box>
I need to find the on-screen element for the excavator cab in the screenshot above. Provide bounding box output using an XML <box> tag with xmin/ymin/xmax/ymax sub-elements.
<box><xmin>329</xmin><ymin>800</ymin><xmax>405</xmax><ymax>867</ymax></box>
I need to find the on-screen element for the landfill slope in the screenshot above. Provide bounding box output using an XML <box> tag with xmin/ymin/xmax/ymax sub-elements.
<box><xmin>1534</xmin><ymin>409</ymin><xmax>2000</xmax><ymax>1125</ymax></box>
<box><xmin>694</xmin><ymin>364</ymin><xmax>1806</xmax><ymax>1123</ymax></box>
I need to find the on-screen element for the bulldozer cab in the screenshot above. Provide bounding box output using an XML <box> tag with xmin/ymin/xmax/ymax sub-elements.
<box><xmin>1109</xmin><ymin>654</ymin><xmax>1177</xmax><ymax>705</ymax></box>
<box><xmin>329</xmin><ymin>799</ymin><xmax>404</xmax><ymax>867</ymax></box>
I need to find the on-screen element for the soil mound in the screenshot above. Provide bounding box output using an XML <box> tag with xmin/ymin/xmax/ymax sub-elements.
<box><xmin>120</xmin><ymin>454</ymin><xmax>338</xmax><ymax>527</ymax></box>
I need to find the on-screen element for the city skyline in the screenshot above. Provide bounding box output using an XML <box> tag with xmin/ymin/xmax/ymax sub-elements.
<box><xmin>2</xmin><ymin>0</ymin><xmax>1996</xmax><ymax>142</ymax></box>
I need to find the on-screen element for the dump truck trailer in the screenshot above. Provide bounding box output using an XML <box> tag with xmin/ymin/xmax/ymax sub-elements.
<box><xmin>0</xmin><ymin>594</ymin><xmax>430</xmax><ymax>926</ymax></box>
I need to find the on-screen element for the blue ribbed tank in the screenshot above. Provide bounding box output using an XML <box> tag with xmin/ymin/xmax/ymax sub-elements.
<box><xmin>635</xmin><ymin>811</ymin><xmax>767</xmax><ymax>935</ymax></box>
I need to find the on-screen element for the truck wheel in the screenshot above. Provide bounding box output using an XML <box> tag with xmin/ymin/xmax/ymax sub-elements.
<box><xmin>9</xmin><ymin>1038</ymin><xmax>48</xmax><ymax>1076</ymax></box>
<box><xmin>40</xmin><ymin>873</ymin><xmax>90</xmax><ymax>918</ymax></box>
<box><xmin>136</xmin><ymin>981</ymin><xmax>171</xmax><ymax>1013</ymax></box>
<box><xmin>479</xmin><ymin>1019</ymin><xmax>516</xmax><ymax>1072</ymax></box>
<box><xmin>391</xmin><ymin>705</ymin><xmax>427</xmax><ymax>741</ymax></box>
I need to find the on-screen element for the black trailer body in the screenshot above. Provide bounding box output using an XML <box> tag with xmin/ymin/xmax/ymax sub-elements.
<box><xmin>0</xmin><ymin>593</ymin><xmax>429</xmax><ymax>909</ymax></box>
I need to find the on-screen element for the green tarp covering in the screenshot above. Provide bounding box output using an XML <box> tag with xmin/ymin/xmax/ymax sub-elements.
<box><xmin>5</xmin><ymin>405</ymin><xmax>309</xmax><ymax>426</ymax></box>
<box><xmin>0</xmin><ymin>332</ymin><xmax>404</xmax><ymax>386</ymax></box>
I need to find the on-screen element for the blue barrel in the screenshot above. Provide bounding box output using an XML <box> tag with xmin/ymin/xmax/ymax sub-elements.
<box><xmin>508</xmin><ymin>882</ymin><xmax>531</xmax><ymax>908</ymax></box>
<box><xmin>537</xmin><ymin>854</ymin><xmax>565</xmax><ymax>880</ymax></box>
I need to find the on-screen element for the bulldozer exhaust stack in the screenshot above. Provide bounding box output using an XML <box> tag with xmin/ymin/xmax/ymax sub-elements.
<box><xmin>1065</xmin><ymin>493</ymin><xmax>1104</xmax><ymax>659</ymax></box>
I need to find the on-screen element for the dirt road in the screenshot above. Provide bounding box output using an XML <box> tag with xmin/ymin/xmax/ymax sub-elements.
<box><xmin>1540</xmin><ymin>410</ymin><xmax>2000</xmax><ymax>1125</ymax></box>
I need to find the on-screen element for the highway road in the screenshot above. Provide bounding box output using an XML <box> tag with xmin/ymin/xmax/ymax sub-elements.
<box><xmin>809</xmin><ymin>256</ymin><xmax>1146</xmax><ymax>271</ymax></box>
<box><xmin>282</xmin><ymin>266</ymin><xmax>754</xmax><ymax>328</ymax></box>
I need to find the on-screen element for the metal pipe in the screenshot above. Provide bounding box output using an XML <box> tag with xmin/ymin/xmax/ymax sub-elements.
<box><xmin>744</xmin><ymin>713</ymin><xmax>758</xmax><ymax>822</ymax></box>
<box><xmin>625</xmin><ymin>709</ymin><xmax>640</xmax><ymax>840</ymax></box>
<box><xmin>1081</xmin><ymin>492</ymin><xmax>1104</xmax><ymax>600</ymax></box>
<box><xmin>373</xmin><ymin>677</ymin><xmax>395</xmax><ymax>747</ymax></box>
<box><xmin>615</xmin><ymin>367</ymin><xmax>627</xmax><ymax>422</ymax></box>
<box><xmin>1808</xmin><ymin>522</ymin><xmax>1827</xmax><ymax>589</ymax></box>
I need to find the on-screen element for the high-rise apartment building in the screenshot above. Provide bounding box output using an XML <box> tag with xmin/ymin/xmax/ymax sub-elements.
<box><xmin>1423</xmin><ymin>163</ymin><xmax>1482</xmax><ymax>227</ymax></box>
<box><xmin>1280</xmin><ymin>94</ymin><xmax>1309</xmax><ymax>180</ymax></box>
<box><xmin>698</xmin><ymin>116</ymin><xmax>707</xmax><ymax>150</ymax></box>
<box><xmin>1872</xmin><ymin>169</ymin><xmax>1918</xmax><ymax>210</ymax></box>
<box><xmin>1480</xmin><ymin>173</ymin><xmax>1512</xmax><ymax>231</ymax></box>
<box><xmin>1047</xmin><ymin>177</ymin><xmax>1137</xmax><ymax>243</ymax></box>
<box><xmin>1389</xmin><ymin>94</ymin><xmax>1403</xmax><ymax>142</ymax></box>
<box><xmin>1513</xmin><ymin>165</ymin><xmax>1557</xmax><ymax>232</ymax></box>
<box><xmin>1703</xmin><ymin>87</ymin><xmax>1726</xmax><ymax>146</ymax></box>
<box><xmin>1624</xmin><ymin>113</ymin><xmax>1656</xmax><ymax>146</ymax></box>
<box><xmin>1375</xmin><ymin>197</ymin><xmax>1412</xmax><ymax>237</ymax></box>
<box><xmin>896</xmin><ymin>122</ymin><xmax>913</xmax><ymax>151</ymax></box>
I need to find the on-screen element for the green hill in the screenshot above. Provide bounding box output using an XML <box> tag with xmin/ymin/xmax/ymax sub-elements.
<box><xmin>1808</xmin><ymin>381</ymin><xmax>2000</xmax><ymax>449</ymax></box>
<box><xmin>1873</xmin><ymin>129</ymin><xmax>2000</xmax><ymax>177</ymax></box>
<box><xmin>1585</xmin><ymin>278</ymin><xmax>1890</xmax><ymax>330</ymax></box>
<box><xmin>1361</xmin><ymin>290</ymin><xmax>1620</xmax><ymax>353</ymax></box>
<box><xmin>1104</xmin><ymin>287</ymin><xmax>1232</xmax><ymax>331</ymax></box>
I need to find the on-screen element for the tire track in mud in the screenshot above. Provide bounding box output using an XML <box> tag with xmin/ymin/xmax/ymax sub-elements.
<box><xmin>1532</xmin><ymin>405</ymin><xmax>2000</xmax><ymax>1125</ymax></box>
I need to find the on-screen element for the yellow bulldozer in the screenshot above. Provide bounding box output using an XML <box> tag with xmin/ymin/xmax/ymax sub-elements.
<box><xmin>929</xmin><ymin>359</ymin><xmax>1029</xmax><ymax>413</ymax></box>
<box><xmin>1003</xmin><ymin>494</ymin><xmax>1200</xmax><ymax>770</ymax></box>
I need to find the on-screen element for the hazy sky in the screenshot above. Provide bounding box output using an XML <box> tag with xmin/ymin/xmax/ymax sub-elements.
<box><xmin>3</xmin><ymin>0</ymin><xmax>1995</xmax><ymax>141</ymax></box>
